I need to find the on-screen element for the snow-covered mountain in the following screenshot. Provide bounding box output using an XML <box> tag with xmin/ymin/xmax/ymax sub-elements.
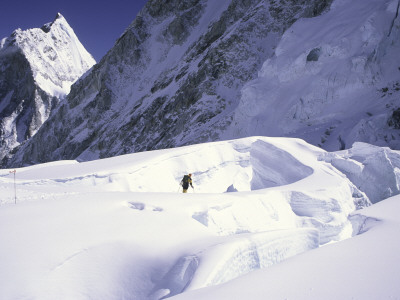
<box><xmin>0</xmin><ymin>136</ymin><xmax>399</xmax><ymax>299</ymax></box>
<box><xmin>3</xmin><ymin>0</ymin><xmax>333</xmax><ymax>166</ymax></box>
<box><xmin>0</xmin><ymin>13</ymin><xmax>95</xmax><ymax>164</ymax></box>
<box><xmin>5</xmin><ymin>0</ymin><xmax>400</xmax><ymax>168</ymax></box>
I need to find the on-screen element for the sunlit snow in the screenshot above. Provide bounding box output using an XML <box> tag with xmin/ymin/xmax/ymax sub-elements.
<box><xmin>0</xmin><ymin>136</ymin><xmax>399</xmax><ymax>299</ymax></box>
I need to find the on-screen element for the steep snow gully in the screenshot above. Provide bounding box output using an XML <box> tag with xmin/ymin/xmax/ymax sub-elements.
<box><xmin>1</xmin><ymin>136</ymin><xmax>397</xmax><ymax>299</ymax></box>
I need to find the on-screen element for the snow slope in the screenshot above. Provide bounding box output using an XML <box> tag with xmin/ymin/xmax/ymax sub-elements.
<box><xmin>0</xmin><ymin>136</ymin><xmax>399</xmax><ymax>299</ymax></box>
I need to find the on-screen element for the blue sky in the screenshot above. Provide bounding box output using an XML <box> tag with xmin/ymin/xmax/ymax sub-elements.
<box><xmin>0</xmin><ymin>0</ymin><xmax>148</xmax><ymax>62</ymax></box>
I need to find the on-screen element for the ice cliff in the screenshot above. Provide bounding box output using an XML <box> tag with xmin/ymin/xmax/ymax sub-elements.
<box><xmin>230</xmin><ymin>0</ymin><xmax>400</xmax><ymax>151</ymax></box>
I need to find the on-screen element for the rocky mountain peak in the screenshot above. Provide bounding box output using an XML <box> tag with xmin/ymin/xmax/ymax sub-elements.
<box><xmin>40</xmin><ymin>12</ymin><xmax>66</xmax><ymax>33</ymax></box>
<box><xmin>0</xmin><ymin>13</ymin><xmax>95</xmax><ymax>164</ymax></box>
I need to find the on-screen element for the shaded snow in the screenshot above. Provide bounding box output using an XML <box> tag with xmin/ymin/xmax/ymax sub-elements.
<box><xmin>230</xmin><ymin>0</ymin><xmax>400</xmax><ymax>150</ymax></box>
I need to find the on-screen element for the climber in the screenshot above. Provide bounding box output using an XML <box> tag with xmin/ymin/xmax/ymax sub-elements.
<box><xmin>180</xmin><ymin>173</ymin><xmax>194</xmax><ymax>193</ymax></box>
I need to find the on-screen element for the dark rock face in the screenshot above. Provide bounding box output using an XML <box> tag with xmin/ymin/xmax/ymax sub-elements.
<box><xmin>5</xmin><ymin>0</ymin><xmax>333</xmax><ymax>167</ymax></box>
<box><xmin>388</xmin><ymin>108</ymin><xmax>400</xmax><ymax>129</ymax></box>
<box><xmin>0</xmin><ymin>49</ymin><xmax>58</xmax><ymax>162</ymax></box>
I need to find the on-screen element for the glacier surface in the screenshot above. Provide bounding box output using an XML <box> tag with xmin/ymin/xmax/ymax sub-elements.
<box><xmin>1</xmin><ymin>136</ymin><xmax>399</xmax><ymax>299</ymax></box>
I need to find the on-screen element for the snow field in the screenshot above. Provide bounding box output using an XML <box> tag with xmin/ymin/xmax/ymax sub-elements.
<box><xmin>0</xmin><ymin>136</ymin><xmax>398</xmax><ymax>299</ymax></box>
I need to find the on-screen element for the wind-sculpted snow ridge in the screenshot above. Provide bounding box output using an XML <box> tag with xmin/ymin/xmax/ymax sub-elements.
<box><xmin>319</xmin><ymin>142</ymin><xmax>400</xmax><ymax>203</ymax></box>
<box><xmin>4</xmin><ymin>137</ymin><xmax>400</xmax><ymax>299</ymax></box>
<box><xmin>0</xmin><ymin>137</ymin><xmax>374</xmax><ymax>243</ymax></box>
<box><xmin>152</xmin><ymin>228</ymin><xmax>319</xmax><ymax>299</ymax></box>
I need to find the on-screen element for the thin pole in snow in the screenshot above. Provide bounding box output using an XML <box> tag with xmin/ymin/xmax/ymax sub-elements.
<box><xmin>9</xmin><ymin>170</ymin><xmax>16</xmax><ymax>204</ymax></box>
